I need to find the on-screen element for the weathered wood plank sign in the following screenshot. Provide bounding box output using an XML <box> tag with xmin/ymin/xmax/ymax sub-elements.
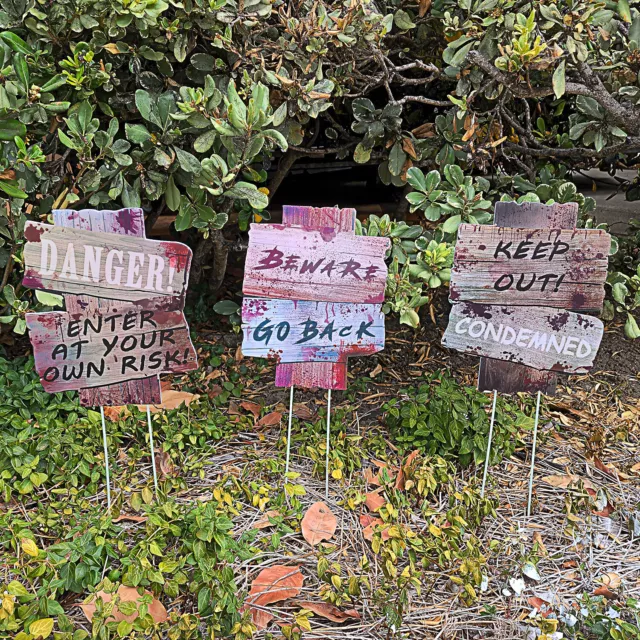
<box><xmin>242</xmin><ymin>206</ymin><xmax>390</xmax><ymax>390</ymax></box>
<box><xmin>242</xmin><ymin>298</ymin><xmax>385</xmax><ymax>362</ymax></box>
<box><xmin>442</xmin><ymin>302</ymin><xmax>603</xmax><ymax>373</ymax></box>
<box><xmin>450</xmin><ymin>224</ymin><xmax>610</xmax><ymax>311</ymax></box>
<box><xmin>23</xmin><ymin>221</ymin><xmax>191</xmax><ymax>303</ymax></box>
<box><xmin>243</xmin><ymin>225</ymin><xmax>389</xmax><ymax>304</ymax></box>
<box><xmin>23</xmin><ymin>208</ymin><xmax>197</xmax><ymax>406</ymax></box>
<box><xmin>52</xmin><ymin>208</ymin><xmax>163</xmax><ymax>405</ymax></box>
<box><xmin>442</xmin><ymin>201</ymin><xmax>610</xmax><ymax>390</ymax></box>
<box><xmin>274</xmin><ymin>206</ymin><xmax>358</xmax><ymax>390</ymax></box>
<box><xmin>27</xmin><ymin>304</ymin><xmax>197</xmax><ymax>392</ymax></box>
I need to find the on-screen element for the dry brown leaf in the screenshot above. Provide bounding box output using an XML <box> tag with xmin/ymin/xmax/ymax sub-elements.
<box><xmin>245</xmin><ymin>566</ymin><xmax>304</xmax><ymax>629</ymax></box>
<box><xmin>541</xmin><ymin>474</ymin><xmax>596</xmax><ymax>491</ymax></box>
<box><xmin>418</xmin><ymin>0</ymin><xmax>432</xmax><ymax>17</ymax></box>
<box><xmin>228</xmin><ymin>401</ymin><xmax>242</xmax><ymax>415</ymax></box>
<box><xmin>258</xmin><ymin>411</ymin><xmax>283</xmax><ymax>427</ymax></box>
<box><xmin>293</xmin><ymin>403</ymin><xmax>314</xmax><ymax>420</ymax></box>
<box><xmin>156</xmin><ymin>451</ymin><xmax>176</xmax><ymax>479</ymax></box>
<box><xmin>593</xmin><ymin>586</ymin><xmax>618</xmax><ymax>599</ymax></box>
<box><xmin>402</xmin><ymin>138</ymin><xmax>417</xmax><ymax>160</ymax></box>
<box><xmin>365</xmin><ymin>491</ymin><xmax>385</xmax><ymax>512</ymax></box>
<box><xmin>360</xmin><ymin>514</ymin><xmax>390</xmax><ymax>541</ymax></box>
<box><xmin>297</xmin><ymin>600</ymin><xmax>361</xmax><ymax>623</ymax></box>
<box><xmin>593</xmin><ymin>457</ymin><xmax>618</xmax><ymax>479</ymax></box>
<box><xmin>240</xmin><ymin>401</ymin><xmax>262</xmax><ymax>417</ymax></box>
<box><xmin>102</xmin><ymin>406</ymin><xmax>129</xmax><ymax>421</ymax></box>
<box><xmin>253</xmin><ymin>510</ymin><xmax>281</xmax><ymax>530</ymax></box>
<box><xmin>527</xmin><ymin>596</ymin><xmax>553</xmax><ymax>618</ymax></box>
<box><xmin>301</xmin><ymin>502</ymin><xmax>337</xmax><ymax>545</ymax></box>
<box><xmin>113</xmin><ymin>514</ymin><xmax>147</xmax><ymax>523</ymax></box>
<box><xmin>532</xmin><ymin>532</ymin><xmax>548</xmax><ymax>556</ymax></box>
<box><xmin>403</xmin><ymin>450</ymin><xmax>420</xmax><ymax>470</ymax></box>
<box><xmin>205</xmin><ymin>370</ymin><xmax>223</xmax><ymax>381</ymax></box>
<box><xmin>597</xmin><ymin>572</ymin><xmax>621</xmax><ymax>589</ymax></box>
<box><xmin>363</xmin><ymin>467</ymin><xmax>381</xmax><ymax>486</ymax></box>
<box><xmin>207</xmin><ymin>385</ymin><xmax>224</xmax><ymax>400</ymax></box>
<box><xmin>79</xmin><ymin>586</ymin><xmax>167</xmax><ymax>624</ymax></box>
<box><xmin>143</xmin><ymin>390</ymin><xmax>199</xmax><ymax>413</ymax></box>
<box><xmin>412</xmin><ymin>122</ymin><xmax>435</xmax><ymax>138</ymax></box>
<box><xmin>103</xmin><ymin>43</ymin><xmax>123</xmax><ymax>54</ymax></box>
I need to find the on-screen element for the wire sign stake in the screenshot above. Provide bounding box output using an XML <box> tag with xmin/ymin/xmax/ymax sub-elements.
<box><xmin>241</xmin><ymin>206</ymin><xmax>390</xmax><ymax>497</ymax></box>
<box><xmin>22</xmin><ymin>208</ymin><xmax>197</xmax><ymax>506</ymax></box>
<box><xmin>442</xmin><ymin>201</ymin><xmax>610</xmax><ymax>515</ymax></box>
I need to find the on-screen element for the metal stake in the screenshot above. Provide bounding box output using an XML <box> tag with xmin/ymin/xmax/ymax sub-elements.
<box><xmin>325</xmin><ymin>389</ymin><xmax>332</xmax><ymax>499</ymax></box>
<box><xmin>147</xmin><ymin>405</ymin><xmax>159</xmax><ymax>495</ymax></box>
<box><xmin>100</xmin><ymin>406</ymin><xmax>112</xmax><ymax>509</ymax></box>
<box><xmin>527</xmin><ymin>391</ymin><xmax>542</xmax><ymax>517</ymax></box>
<box><xmin>481</xmin><ymin>390</ymin><xmax>498</xmax><ymax>498</ymax></box>
<box><xmin>285</xmin><ymin>385</ymin><xmax>295</xmax><ymax>474</ymax></box>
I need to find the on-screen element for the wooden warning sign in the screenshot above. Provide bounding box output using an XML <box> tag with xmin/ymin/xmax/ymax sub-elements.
<box><xmin>242</xmin><ymin>298</ymin><xmax>385</xmax><ymax>362</ymax></box>
<box><xmin>23</xmin><ymin>222</ymin><xmax>191</xmax><ymax>303</ymax></box>
<box><xmin>443</xmin><ymin>202</ymin><xmax>610</xmax><ymax>391</ymax></box>
<box><xmin>27</xmin><ymin>304</ymin><xmax>197</xmax><ymax>393</ymax></box>
<box><xmin>242</xmin><ymin>207</ymin><xmax>390</xmax><ymax>390</ymax></box>
<box><xmin>23</xmin><ymin>208</ymin><xmax>197</xmax><ymax>406</ymax></box>
<box><xmin>450</xmin><ymin>225</ymin><xmax>610</xmax><ymax>311</ymax></box>
<box><xmin>243</xmin><ymin>225</ymin><xmax>389</xmax><ymax>303</ymax></box>
<box><xmin>442</xmin><ymin>302</ymin><xmax>603</xmax><ymax>373</ymax></box>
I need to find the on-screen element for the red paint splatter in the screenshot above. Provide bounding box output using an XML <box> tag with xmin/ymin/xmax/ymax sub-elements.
<box><xmin>25</xmin><ymin>223</ymin><xmax>46</xmax><ymax>242</ymax></box>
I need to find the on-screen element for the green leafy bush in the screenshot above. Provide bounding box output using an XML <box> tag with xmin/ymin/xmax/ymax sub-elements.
<box><xmin>1</xmin><ymin>0</ymin><xmax>639</xmax><ymax>335</ymax></box>
<box><xmin>384</xmin><ymin>373</ymin><xmax>526</xmax><ymax>466</ymax></box>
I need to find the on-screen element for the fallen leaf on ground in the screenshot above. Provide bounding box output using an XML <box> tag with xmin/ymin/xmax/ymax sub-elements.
<box><xmin>205</xmin><ymin>370</ymin><xmax>222</xmax><ymax>381</ymax></box>
<box><xmin>593</xmin><ymin>457</ymin><xmax>618</xmax><ymax>479</ymax></box>
<box><xmin>258</xmin><ymin>411</ymin><xmax>283</xmax><ymax>427</ymax></box>
<box><xmin>253</xmin><ymin>510</ymin><xmax>281</xmax><ymax>529</ymax></box>
<box><xmin>207</xmin><ymin>385</ymin><xmax>223</xmax><ymax>399</ymax></box>
<box><xmin>113</xmin><ymin>514</ymin><xmax>147</xmax><ymax>523</ymax></box>
<box><xmin>240</xmin><ymin>401</ymin><xmax>262</xmax><ymax>417</ymax></box>
<box><xmin>363</xmin><ymin>467</ymin><xmax>381</xmax><ymax>486</ymax></box>
<box><xmin>360</xmin><ymin>514</ymin><xmax>390</xmax><ymax>541</ymax></box>
<box><xmin>228</xmin><ymin>401</ymin><xmax>241</xmax><ymax>415</ymax></box>
<box><xmin>403</xmin><ymin>450</ymin><xmax>420</xmax><ymax>470</ymax></box>
<box><xmin>79</xmin><ymin>586</ymin><xmax>167</xmax><ymax>623</ymax></box>
<box><xmin>156</xmin><ymin>451</ymin><xmax>176</xmax><ymax>479</ymax></box>
<box><xmin>160</xmin><ymin>379</ymin><xmax>172</xmax><ymax>391</ymax></box>
<box><xmin>541</xmin><ymin>474</ymin><xmax>596</xmax><ymax>491</ymax></box>
<box><xmin>597</xmin><ymin>572</ymin><xmax>621</xmax><ymax>589</ymax></box>
<box><xmin>245</xmin><ymin>566</ymin><xmax>304</xmax><ymax>629</ymax></box>
<box><xmin>143</xmin><ymin>390</ymin><xmax>199</xmax><ymax>413</ymax></box>
<box><xmin>532</xmin><ymin>532</ymin><xmax>548</xmax><ymax>556</ymax></box>
<box><xmin>301</xmin><ymin>502</ymin><xmax>337</xmax><ymax>545</ymax></box>
<box><xmin>102</xmin><ymin>406</ymin><xmax>129</xmax><ymax>421</ymax></box>
<box><xmin>364</xmin><ymin>461</ymin><xmax>399</xmax><ymax>486</ymax></box>
<box><xmin>365</xmin><ymin>491</ymin><xmax>385</xmax><ymax>512</ymax></box>
<box><xmin>293</xmin><ymin>403</ymin><xmax>314</xmax><ymax>420</ymax></box>
<box><xmin>527</xmin><ymin>596</ymin><xmax>553</xmax><ymax>618</ymax></box>
<box><xmin>593</xmin><ymin>585</ymin><xmax>618</xmax><ymax>599</ymax></box>
<box><xmin>297</xmin><ymin>600</ymin><xmax>361</xmax><ymax>623</ymax></box>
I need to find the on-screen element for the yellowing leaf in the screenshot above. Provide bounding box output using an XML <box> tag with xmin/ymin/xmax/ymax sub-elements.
<box><xmin>21</xmin><ymin>538</ymin><xmax>39</xmax><ymax>557</ymax></box>
<box><xmin>103</xmin><ymin>43</ymin><xmax>123</xmax><ymax>54</ymax></box>
<box><xmin>29</xmin><ymin>618</ymin><xmax>54</xmax><ymax>639</ymax></box>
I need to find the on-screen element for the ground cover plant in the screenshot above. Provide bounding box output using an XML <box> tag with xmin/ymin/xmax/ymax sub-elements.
<box><xmin>0</xmin><ymin>318</ymin><xmax>639</xmax><ymax>639</ymax></box>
